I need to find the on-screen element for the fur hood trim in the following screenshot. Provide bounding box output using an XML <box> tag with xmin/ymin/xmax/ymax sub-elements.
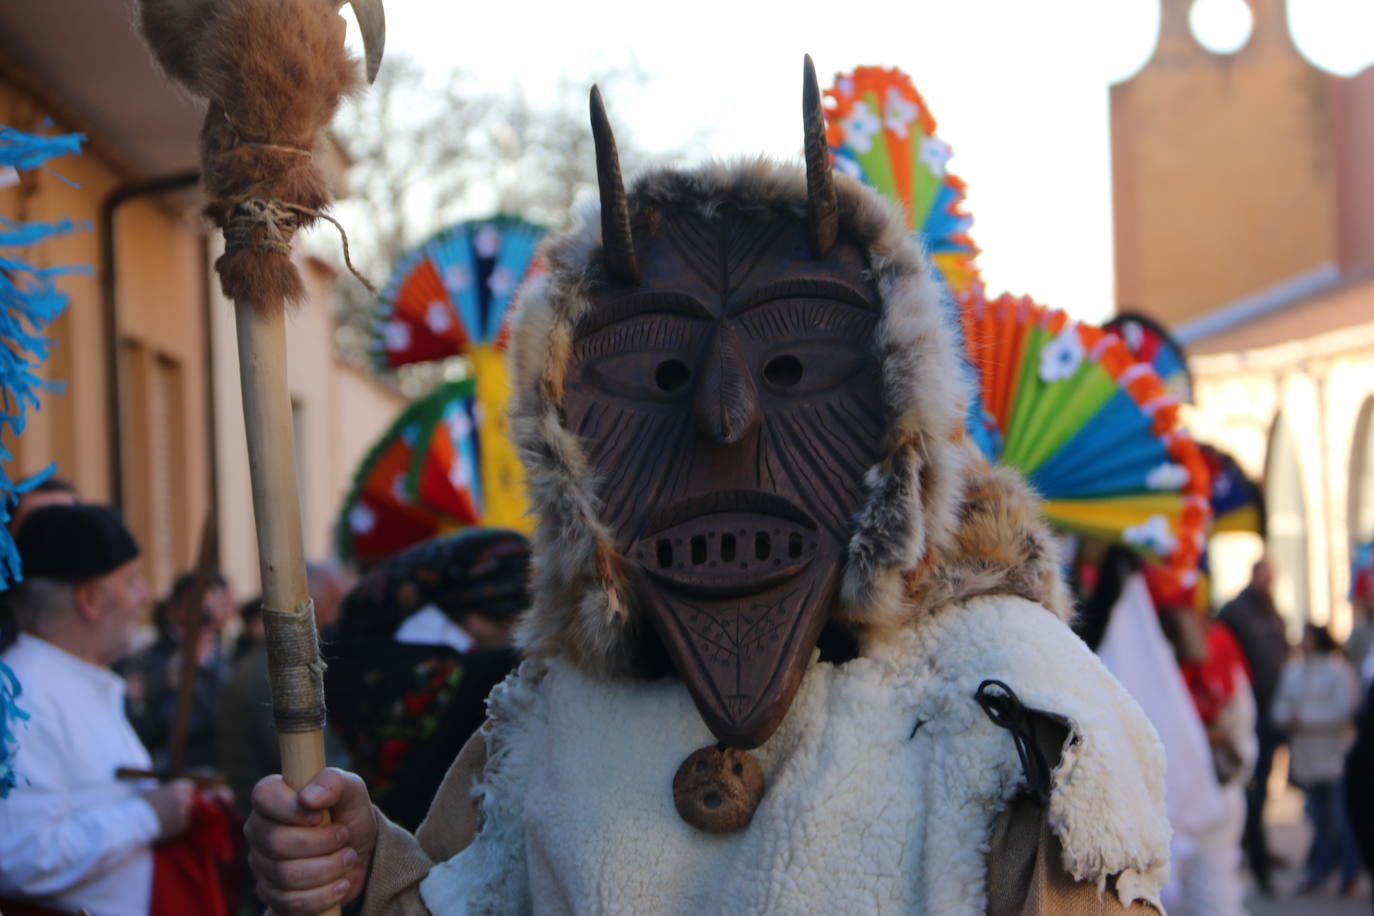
<box><xmin>509</xmin><ymin>158</ymin><xmax>1062</xmax><ymax>675</ymax></box>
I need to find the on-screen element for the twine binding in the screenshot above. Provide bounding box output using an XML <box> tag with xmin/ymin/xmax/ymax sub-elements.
<box><xmin>222</xmin><ymin>197</ymin><xmax>376</xmax><ymax>295</ymax></box>
<box><xmin>263</xmin><ymin>601</ymin><xmax>328</xmax><ymax>733</ymax></box>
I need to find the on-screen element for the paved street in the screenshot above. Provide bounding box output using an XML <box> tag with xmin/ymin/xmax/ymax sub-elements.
<box><xmin>1244</xmin><ymin>779</ymin><xmax>1370</xmax><ymax>916</ymax></box>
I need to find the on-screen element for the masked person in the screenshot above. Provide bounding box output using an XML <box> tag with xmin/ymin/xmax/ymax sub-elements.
<box><xmin>245</xmin><ymin>61</ymin><xmax>1169</xmax><ymax>915</ymax></box>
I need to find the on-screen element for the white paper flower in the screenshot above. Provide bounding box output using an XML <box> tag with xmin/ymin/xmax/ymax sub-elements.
<box><xmin>833</xmin><ymin>154</ymin><xmax>863</xmax><ymax>180</ymax></box>
<box><xmin>836</xmin><ymin>78</ymin><xmax>855</xmax><ymax>98</ymax></box>
<box><xmin>448</xmin><ymin>460</ymin><xmax>471</xmax><ymax>491</ymax></box>
<box><xmin>883</xmin><ymin>87</ymin><xmax>919</xmax><ymax>139</ymax></box>
<box><xmin>384</xmin><ymin>320</ymin><xmax>411</xmax><ymax>352</ymax></box>
<box><xmin>445</xmin><ymin>408</ymin><xmax>472</xmax><ymax>441</ymax></box>
<box><xmin>443</xmin><ymin>264</ymin><xmax>471</xmax><ymax>292</ymax></box>
<box><xmin>841</xmin><ymin>101</ymin><xmax>881</xmax><ymax>154</ymax></box>
<box><xmin>487</xmin><ymin>266</ymin><xmax>516</xmax><ymax>298</ymax></box>
<box><xmin>1124</xmin><ymin>514</ymin><xmax>1176</xmax><ymax>555</ymax></box>
<box><xmin>919</xmin><ymin>137</ymin><xmax>952</xmax><ymax>177</ymax></box>
<box><xmin>1121</xmin><ymin>319</ymin><xmax>1144</xmax><ymax>353</ymax></box>
<box><xmin>425</xmin><ymin>301</ymin><xmax>452</xmax><ymax>333</ymax></box>
<box><xmin>474</xmin><ymin>225</ymin><xmax>502</xmax><ymax>258</ymax></box>
<box><xmin>1038</xmin><ymin>326</ymin><xmax>1085</xmax><ymax>382</ymax></box>
<box><xmin>1146</xmin><ymin>462</ymin><xmax>1190</xmax><ymax>491</ymax></box>
<box><xmin>348</xmin><ymin>503</ymin><xmax>376</xmax><ymax>534</ymax></box>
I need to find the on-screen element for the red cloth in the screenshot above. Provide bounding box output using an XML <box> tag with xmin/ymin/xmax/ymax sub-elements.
<box><xmin>1181</xmin><ymin>620</ymin><xmax>1250</xmax><ymax>725</ymax></box>
<box><xmin>150</xmin><ymin>792</ymin><xmax>241</xmax><ymax>916</ymax></box>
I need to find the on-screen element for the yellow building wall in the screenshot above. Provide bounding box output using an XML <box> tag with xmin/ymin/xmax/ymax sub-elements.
<box><xmin>210</xmin><ymin>241</ymin><xmax>407</xmax><ymax>598</ymax></box>
<box><xmin>1111</xmin><ymin>0</ymin><xmax>1339</xmax><ymax>326</ymax></box>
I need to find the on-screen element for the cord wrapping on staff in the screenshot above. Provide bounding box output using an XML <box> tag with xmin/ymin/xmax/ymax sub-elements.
<box><xmin>263</xmin><ymin>602</ymin><xmax>328</xmax><ymax>734</ymax></box>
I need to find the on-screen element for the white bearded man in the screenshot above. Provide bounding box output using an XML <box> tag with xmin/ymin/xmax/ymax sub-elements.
<box><xmin>245</xmin><ymin>59</ymin><xmax>1170</xmax><ymax>915</ymax></box>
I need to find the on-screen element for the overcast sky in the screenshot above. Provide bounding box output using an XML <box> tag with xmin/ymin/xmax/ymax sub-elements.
<box><xmin>346</xmin><ymin>0</ymin><xmax>1373</xmax><ymax>324</ymax></box>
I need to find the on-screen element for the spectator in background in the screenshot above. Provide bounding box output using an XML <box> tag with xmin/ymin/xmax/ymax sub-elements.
<box><xmin>218</xmin><ymin>561</ymin><xmax>351</xmax><ymax>816</ymax></box>
<box><xmin>1348</xmin><ymin>559</ymin><xmax>1374</xmax><ymax>686</ymax></box>
<box><xmin>7</xmin><ymin>476</ymin><xmax>77</xmax><ymax>534</ymax></box>
<box><xmin>1219</xmin><ymin>557</ymin><xmax>1289</xmax><ymax>895</ymax></box>
<box><xmin>1345</xmin><ymin>680</ymin><xmax>1374</xmax><ymax>912</ymax></box>
<box><xmin>232</xmin><ymin>595</ymin><xmax>264</xmax><ymax>663</ymax></box>
<box><xmin>0</xmin><ymin>505</ymin><xmax>196</xmax><ymax>916</ymax></box>
<box><xmin>1274</xmin><ymin>623</ymin><xmax>1363</xmax><ymax>895</ymax></box>
<box><xmin>325</xmin><ymin>529</ymin><xmax>528</xmax><ymax>832</ymax></box>
<box><xmin>0</xmin><ymin>477</ymin><xmax>78</xmax><ymax>653</ymax></box>
<box><xmin>120</xmin><ymin>570</ymin><xmax>236</xmax><ymax>772</ymax></box>
<box><xmin>1174</xmin><ymin>616</ymin><xmax>1258</xmax><ymax>916</ymax></box>
<box><xmin>218</xmin><ymin>562</ymin><xmax>351</xmax><ymax>916</ymax></box>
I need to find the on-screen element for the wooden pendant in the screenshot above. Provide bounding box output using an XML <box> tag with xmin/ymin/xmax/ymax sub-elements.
<box><xmin>672</xmin><ymin>744</ymin><xmax>765</xmax><ymax>833</ymax></box>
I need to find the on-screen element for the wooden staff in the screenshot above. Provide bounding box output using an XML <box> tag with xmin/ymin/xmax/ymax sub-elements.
<box><xmin>168</xmin><ymin>512</ymin><xmax>219</xmax><ymax>776</ymax></box>
<box><xmin>137</xmin><ymin>6</ymin><xmax>384</xmax><ymax>913</ymax></box>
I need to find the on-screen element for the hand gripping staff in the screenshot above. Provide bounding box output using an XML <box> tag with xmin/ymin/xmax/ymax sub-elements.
<box><xmin>136</xmin><ymin>4</ymin><xmax>384</xmax><ymax>913</ymax></box>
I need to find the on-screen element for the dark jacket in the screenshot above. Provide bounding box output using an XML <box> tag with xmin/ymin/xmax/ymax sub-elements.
<box><xmin>1218</xmin><ymin>586</ymin><xmax>1288</xmax><ymax>719</ymax></box>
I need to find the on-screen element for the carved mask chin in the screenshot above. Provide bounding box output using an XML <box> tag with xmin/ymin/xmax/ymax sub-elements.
<box><xmin>563</xmin><ymin>213</ymin><xmax>884</xmax><ymax>747</ymax></box>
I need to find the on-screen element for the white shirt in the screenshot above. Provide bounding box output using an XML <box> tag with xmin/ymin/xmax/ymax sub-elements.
<box><xmin>393</xmin><ymin>604</ymin><xmax>475</xmax><ymax>653</ymax></box>
<box><xmin>0</xmin><ymin>633</ymin><xmax>161</xmax><ymax>916</ymax></box>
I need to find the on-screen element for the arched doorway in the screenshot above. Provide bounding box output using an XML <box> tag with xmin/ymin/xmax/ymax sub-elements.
<box><xmin>1266</xmin><ymin>413</ymin><xmax>1310</xmax><ymax>640</ymax></box>
<box><xmin>1351</xmin><ymin>396</ymin><xmax>1374</xmax><ymax>547</ymax></box>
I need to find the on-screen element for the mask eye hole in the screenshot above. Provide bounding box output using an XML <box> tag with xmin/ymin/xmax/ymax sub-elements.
<box><xmin>655</xmin><ymin>358</ymin><xmax>693</xmax><ymax>393</ymax></box>
<box><xmin>763</xmin><ymin>354</ymin><xmax>803</xmax><ymax>388</ymax></box>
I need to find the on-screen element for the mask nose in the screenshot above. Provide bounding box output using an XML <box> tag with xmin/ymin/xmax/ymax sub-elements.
<box><xmin>692</xmin><ymin>325</ymin><xmax>760</xmax><ymax>445</ymax></box>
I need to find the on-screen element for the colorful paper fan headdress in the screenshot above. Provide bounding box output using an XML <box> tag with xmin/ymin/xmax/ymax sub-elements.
<box><xmin>959</xmin><ymin>287</ymin><xmax>1211</xmax><ymax>592</ymax></box>
<box><xmin>336</xmin><ymin>379</ymin><xmax>487</xmax><ymax>564</ymax></box>
<box><xmin>1199</xmin><ymin>444</ymin><xmax>1264</xmax><ymax>537</ymax></box>
<box><xmin>823</xmin><ymin>66</ymin><xmax>980</xmax><ymax>297</ymax></box>
<box><xmin>372</xmin><ymin>216</ymin><xmax>546</xmax><ymax>371</ymax></box>
<box><xmin>368</xmin><ymin>216</ymin><xmax>546</xmax><ymax>534</ymax></box>
<box><xmin>1104</xmin><ymin>311</ymin><xmax>1194</xmax><ymax>404</ymax></box>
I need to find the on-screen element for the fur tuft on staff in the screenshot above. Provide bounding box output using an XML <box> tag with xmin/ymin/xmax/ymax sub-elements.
<box><xmin>139</xmin><ymin>0</ymin><xmax>364</xmax><ymax>309</ymax></box>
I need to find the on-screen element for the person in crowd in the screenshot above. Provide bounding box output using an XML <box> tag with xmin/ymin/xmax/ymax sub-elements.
<box><xmin>219</xmin><ymin>562</ymin><xmax>352</xmax><ymax>915</ymax></box>
<box><xmin>7</xmin><ymin>476</ymin><xmax>77</xmax><ymax>534</ymax></box>
<box><xmin>323</xmin><ymin>528</ymin><xmax>527</xmax><ymax>832</ymax></box>
<box><xmin>0</xmin><ymin>478</ymin><xmax>79</xmax><ymax>654</ymax></box>
<box><xmin>1175</xmin><ymin>615</ymin><xmax>1257</xmax><ymax>915</ymax></box>
<box><xmin>1218</xmin><ymin>557</ymin><xmax>1289</xmax><ymax>894</ymax></box>
<box><xmin>0</xmin><ymin>505</ymin><xmax>197</xmax><ymax>916</ymax></box>
<box><xmin>1273</xmin><ymin>622</ymin><xmax>1363</xmax><ymax>895</ymax></box>
<box><xmin>219</xmin><ymin>561</ymin><xmax>351</xmax><ymax>816</ymax></box>
<box><xmin>1349</xmin><ymin>562</ymin><xmax>1374</xmax><ymax>685</ymax></box>
<box><xmin>1345</xmin><ymin>680</ymin><xmax>1374</xmax><ymax>912</ymax></box>
<box><xmin>232</xmin><ymin>595</ymin><xmax>265</xmax><ymax>663</ymax></box>
<box><xmin>120</xmin><ymin>569</ymin><xmax>236</xmax><ymax>772</ymax></box>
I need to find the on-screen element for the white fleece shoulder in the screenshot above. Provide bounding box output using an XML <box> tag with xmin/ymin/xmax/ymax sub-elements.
<box><xmin>421</xmin><ymin>596</ymin><xmax>1168</xmax><ymax>914</ymax></box>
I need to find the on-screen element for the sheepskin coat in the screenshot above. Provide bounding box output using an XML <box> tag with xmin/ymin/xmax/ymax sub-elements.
<box><xmin>358</xmin><ymin>159</ymin><xmax>1169</xmax><ymax>914</ymax></box>
<box><xmin>412</xmin><ymin>593</ymin><xmax>1168</xmax><ymax>915</ymax></box>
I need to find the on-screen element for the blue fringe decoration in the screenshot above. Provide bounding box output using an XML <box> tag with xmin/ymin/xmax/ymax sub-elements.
<box><xmin>0</xmin><ymin>124</ymin><xmax>86</xmax><ymax>797</ymax></box>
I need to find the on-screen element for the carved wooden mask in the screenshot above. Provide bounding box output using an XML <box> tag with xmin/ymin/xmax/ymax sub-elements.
<box><xmin>562</xmin><ymin>62</ymin><xmax>883</xmax><ymax>748</ymax></box>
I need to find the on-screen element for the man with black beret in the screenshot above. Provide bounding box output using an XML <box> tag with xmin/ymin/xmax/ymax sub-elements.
<box><xmin>0</xmin><ymin>504</ymin><xmax>197</xmax><ymax>916</ymax></box>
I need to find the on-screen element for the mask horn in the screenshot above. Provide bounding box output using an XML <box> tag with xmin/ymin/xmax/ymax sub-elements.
<box><xmin>802</xmin><ymin>55</ymin><xmax>838</xmax><ymax>259</ymax></box>
<box><xmin>590</xmin><ymin>86</ymin><xmax>640</xmax><ymax>284</ymax></box>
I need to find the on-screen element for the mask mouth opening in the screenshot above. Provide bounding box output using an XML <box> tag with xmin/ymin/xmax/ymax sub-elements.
<box><xmin>631</xmin><ymin>490</ymin><xmax>820</xmax><ymax>599</ymax></box>
<box><xmin>633</xmin><ymin>516</ymin><xmax>816</xmax><ymax>599</ymax></box>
